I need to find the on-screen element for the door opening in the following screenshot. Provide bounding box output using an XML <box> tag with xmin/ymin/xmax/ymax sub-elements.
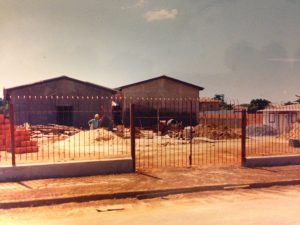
<box><xmin>56</xmin><ymin>106</ymin><xmax>73</xmax><ymax>126</ymax></box>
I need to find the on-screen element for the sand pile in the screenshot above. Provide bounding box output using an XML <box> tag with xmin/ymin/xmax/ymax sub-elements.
<box><xmin>194</xmin><ymin>124</ymin><xmax>241</xmax><ymax>140</ymax></box>
<box><xmin>59</xmin><ymin>128</ymin><xmax>117</xmax><ymax>147</ymax></box>
<box><xmin>246</xmin><ymin>125</ymin><xmax>278</xmax><ymax>137</ymax></box>
<box><xmin>282</xmin><ymin>122</ymin><xmax>300</xmax><ymax>139</ymax></box>
<box><xmin>140</xmin><ymin>130</ymin><xmax>155</xmax><ymax>139</ymax></box>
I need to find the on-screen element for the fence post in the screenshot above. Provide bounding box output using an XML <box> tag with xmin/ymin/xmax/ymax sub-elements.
<box><xmin>241</xmin><ymin>109</ymin><xmax>247</xmax><ymax>166</ymax></box>
<box><xmin>157</xmin><ymin>107</ymin><xmax>160</xmax><ymax>135</ymax></box>
<box><xmin>9</xmin><ymin>103</ymin><xmax>16</xmax><ymax>167</ymax></box>
<box><xmin>189</xmin><ymin>100</ymin><xmax>193</xmax><ymax>167</ymax></box>
<box><xmin>130</xmin><ymin>104</ymin><xmax>136</xmax><ymax>172</ymax></box>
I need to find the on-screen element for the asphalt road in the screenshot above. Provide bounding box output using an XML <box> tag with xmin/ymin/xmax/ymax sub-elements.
<box><xmin>1</xmin><ymin>185</ymin><xmax>300</xmax><ymax>225</ymax></box>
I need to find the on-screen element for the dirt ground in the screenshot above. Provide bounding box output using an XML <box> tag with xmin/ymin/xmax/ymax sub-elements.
<box><xmin>1</xmin><ymin>130</ymin><xmax>300</xmax><ymax>167</ymax></box>
<box><xmin>1</xmin><ymin>185</ymin><xmax>300</xmax><ymax>225</ymax></box>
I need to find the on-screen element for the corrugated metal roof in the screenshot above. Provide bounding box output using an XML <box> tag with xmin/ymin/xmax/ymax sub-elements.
<box><xmin>260</xmin><ymin>104</ymin><xmax>300</xmax><ymax>112</ymax></box>
<box><xmin>116</xmin><ymin>75</ymin><xmax>204</xmax><ymax>91</ymax></box>
<box><xmin>4</xmin><ymin>75</ymin><xmax>116</xmax><ymax>94</ymax></box>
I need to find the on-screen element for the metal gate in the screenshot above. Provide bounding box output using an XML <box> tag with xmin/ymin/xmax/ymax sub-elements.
<box><xmin>128</xmin><ymin>99</ymin><xmax>243</xmax><ymax>169</ymax></box>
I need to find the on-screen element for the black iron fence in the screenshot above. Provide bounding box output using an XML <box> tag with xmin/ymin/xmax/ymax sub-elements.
<box><xmin>2</xmin><ymin>96</ymin><xmax>300</xmax><ymax>169</ymax></box>
<box><xmin>245</xmin><ymin>105</ymin><xmax>300</xmax><ymax>157</ymax></box>
<box><xmin>129</xmin><ymin>99</ymin><xmax>242</xmax><ymax>168</ymax></box>
<box><xmin>0</xmin><ymin>96</ymin><xmax>130</xmax><ymax>165</ymax></box>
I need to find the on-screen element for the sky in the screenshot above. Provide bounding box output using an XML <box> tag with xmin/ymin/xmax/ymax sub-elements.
<box><xmin>1</xmin><ymin>0</ymin><xmax>300</xmax><ymax>103</ymax></box>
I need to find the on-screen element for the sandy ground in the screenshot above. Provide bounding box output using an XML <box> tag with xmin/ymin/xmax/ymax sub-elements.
<box><xmin>1</xmin><ymin>185</ymin><xmax>300</xmax><ymax>225</ymax></box>
<box><xmin>1</xmin><ymin>165</ymin><xmax>300</xmax><ymax>204</ymax></box>
<box><xmin>1</xmin><ymin>133</ymin><xmax>300</xmax><ymax>168</ymax></box>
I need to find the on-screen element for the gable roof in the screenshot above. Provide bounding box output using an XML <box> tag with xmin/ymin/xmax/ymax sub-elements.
<box><xmin>4</xmin><ymin>75</ymin><xmax>116</xmax><ymax>94</ymax></box>
<box><xmin>260</xmin><ymin>104</ymin><xmax>300</xmax><ymax>112</ymax></box>
<box><xmin>116</xmin><ymin>75</ymin><xmax>204</xmax><ymax>91</ymax></box>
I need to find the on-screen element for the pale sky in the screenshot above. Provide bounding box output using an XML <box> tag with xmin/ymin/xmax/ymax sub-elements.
<box><xmin>1</xmin><ymin>0</ymin><xmax>300</xmax><ymax>103</ymax></box>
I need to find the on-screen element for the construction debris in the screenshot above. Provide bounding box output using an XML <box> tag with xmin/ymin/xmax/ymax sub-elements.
<box><xmin>115</xmin><ymin>125</ymin><xmax>131</xmax><ymax>139</ymax></box>
<box><xmin>158</xmin><ymin>119</ymin><xmax>183</xmax><ymax>137</ymax></box>
<box><xmin>246</xmin><ymin>125</ymin><xmax>278</xmax><ymax>137</ymax></box>
<box><xmin>96</xmin><ymin>205</ymin><xmax>125</xmax><ymax>212</ymax></box>
<box><xmin>25</xmin><ymin>124</ymin><xmax>81</xmax><ymax>144</ymax></box>
<box><xmin>288</xmin><ymin>138</ymin><xmax>300</xmax><ymax>147</ymax></box>
<box><xmin>30</xmin><ymin>124</ymin><xmax>80</xmax><ymax>136</ymax></box>
<box><xmin>114</xmin><ymin>125</ymin><xmax>154</xmax><ymax>139</ymax></box>
<box><xmin>282</xmin><ymin>122</ymin><xmax>300</xmax><ymax>139</ymax></box>
<box><xmin>182</xmin><ymin>126</ymin><xmax>194</xmax><ymax>139</ymax></box>
<box><xmin>194</xmin><ymin>124</ymin><xmax>241</xmax><ymax>140</ymax></box>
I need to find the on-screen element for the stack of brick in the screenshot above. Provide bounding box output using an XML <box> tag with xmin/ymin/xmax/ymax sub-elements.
<box><xmin>0</xmin><ymin>114</ymin><xmax>38</xmax><ymax>154</ymax></box>
<box><xmin>0</xmin><ymin>114</ymin><xmax>7</xmax><ymax>151</ymax></box>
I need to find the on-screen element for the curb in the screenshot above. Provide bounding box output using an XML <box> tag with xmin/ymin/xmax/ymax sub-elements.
<box><xmin>1</xmin><ymin>179</ymin><xmax>300</xmax><ymax>209</ymax></box>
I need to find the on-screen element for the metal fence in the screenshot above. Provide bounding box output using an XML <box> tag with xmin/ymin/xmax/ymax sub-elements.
<box><xmin>246</xmin><ymin>105</ymin><xmax>300</xmax><ymax>157</ymax></box>
<box><xmin>2</xmin><ymin>96</ymin><xmax>300</xmax><ymax>169</ymax></box>
<box><xmin>127</xmin><ymin>98</ymin><xmax>242</xmax><ymax>168</ymax></box>
<box><xmin>0</xmin><ymin>96</ymin><xmax>130</xmax><ymax>165</ymax></box>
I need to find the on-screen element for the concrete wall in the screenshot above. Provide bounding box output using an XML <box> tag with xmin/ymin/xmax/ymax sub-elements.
<box><xmin>199</xmin><ymin>118</ymin><xmax>242</xmax><ymax>128</ymax></box>
<box><xmin>245</xmin><ymin>155</ymin><xmax>300</xmax><ymax>167</ymax></box>
<box><xmin>0</xmin><ymin>158</ymin><xmax>133</xmax><ymax>182</ymax></box>
<box><xmin>199</xmin><ymin>102</ymin><xmax>220</xmax><ymax>112</ymax></box>
<box><xmin>5</xmin><ymin>78</ymin><xmax>114</xmax><ymax>128</ymax></box>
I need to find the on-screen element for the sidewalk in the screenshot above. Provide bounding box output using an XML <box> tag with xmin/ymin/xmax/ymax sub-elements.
<box><xmin>1</xmin><ymin>165</ymin><xmax>300</xmax><ymax>208</ymax></box>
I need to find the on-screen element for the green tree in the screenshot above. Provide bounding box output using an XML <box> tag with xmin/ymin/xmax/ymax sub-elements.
<box><xmin>284</xmin><ymin>101</ymin><xmax>294</xmax><ymax>106</ymax></box>
<box><xmin>248</xmin><ymin>98</ymin><xmax>270</xmax><ymax>113</ymax></box>
<box><xmin>283</xmin><ymin>95</ymin><xmax>300</xmax><ymax>105</ymax></box>
<box><xmin>213</xmin><ymin>94</ymin><xmax>225</xmax><ymax>102</ymax></box>
<box><xmin>213</xmin><ymin>94</ymin><xmax>233</xmax><ymax>110</ymax></box>
<box><xmin>294</xmin><ymin>95</ymin><xmax>300</xmax><ymax>104</ymax></box>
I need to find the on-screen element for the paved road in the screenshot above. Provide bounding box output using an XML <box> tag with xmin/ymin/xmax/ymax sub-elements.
<box><xmin>1</xmin><ymin>185</ymin><xmax>300</xmax><ymax>225</ymax></box>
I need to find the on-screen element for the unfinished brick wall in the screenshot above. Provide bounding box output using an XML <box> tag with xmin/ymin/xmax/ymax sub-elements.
<box><xmin>0</xmin><ymin>114</ymin><xmax>38</xmax><ymax>154</ymax></box>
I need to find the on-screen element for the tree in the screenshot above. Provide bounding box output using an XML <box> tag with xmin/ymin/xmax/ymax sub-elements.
<box><xmin>213</xmin><ymin>94</ymin><xmax>225</xmax><ymax>102</ymax></box>
<box><xmin>283</xmin><ymin>95</ymin><xmax>300</xmax><ymax>105</ymax></box>
<box><xmin>213</xmin><ymin>94</ymin><xmax>233</xmax><ymax>110</ymax></box>
<box><xmin>295</xmin><ymin>95</ymin><xmax>300</xmax><ymax>104</ymax></box>
<box><xmin>248</xmin><ymin>98</ymin><xmax>270</xmax><ymax>113</ymax></box>
<box><xmin>284</xmin><ymin>101</ymin><xmax>294</xmax><ymax>106</ymax></box>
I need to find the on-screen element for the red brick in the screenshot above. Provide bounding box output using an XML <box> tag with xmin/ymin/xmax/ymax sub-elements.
<box><xmin>0</xmin><ymin>114</ymin><xmax>4</xmax><ymax>123</ymax></box>
<box><xmin>20</xmin><ymin>140</ymin><xmax>38</xmax><ymax>147</ymax></box>
<box><xmin>7</xmin><ymin>146</ymin><xmax>39</xmax><ymax>154</ymax></box>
